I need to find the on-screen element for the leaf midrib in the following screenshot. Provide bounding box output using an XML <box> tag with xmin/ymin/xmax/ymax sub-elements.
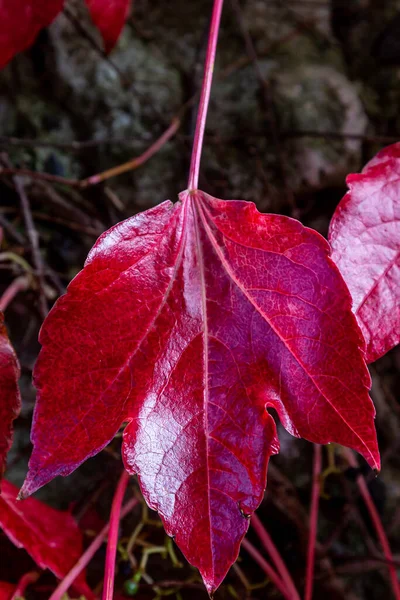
<box><xmin>191</xmin><ymin>197</ymin><xmax>214</xmax><ymax>582</ymax></box>
<box><xmin>196</xmin><ymin>195</ymin><xmax>375</xmax><ymax>467</ymax></box>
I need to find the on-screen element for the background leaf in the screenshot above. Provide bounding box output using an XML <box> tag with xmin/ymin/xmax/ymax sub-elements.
<box><xmin>0</xmin><ymin>480</ymin><xmax>93</xmax><ymax>599</ymax></box>
<box><xmin>0</xmin><ymin>0</ymin><xmax>64</xmax><ymax>69</ymax></box>
<box><xmin>0</xmin><ymin>582</ymin><xmax>14</xmax><ymax>600</ymax></box>
<box><xmin>0</xmin><ymin>313</ymin><xmax>21</xmax><ymax>484</ymax></box>
<box><xmin>329</xmin><ymin>143</ymin><xmax>400</xmax><ymax>363</ymax></box>
<box><xmin>0</xmin><ymin>0</ymin><xmax>130</xmax><ymax>70</ymax></box>
<box><xmin>85</xmin><ymin>0</ymin><xmax>132</xmax><ymax>53</ymax></box>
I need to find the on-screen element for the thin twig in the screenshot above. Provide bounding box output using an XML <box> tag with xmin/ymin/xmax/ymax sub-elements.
<box><xmin>0</xmin><ymin>135</ymin><xmax>148</xmax><ymax>151</ymax></box>
<box><xmin>11</xmin><ymin>571</ymin><xmax>40</xmax><ymax>600</ymax></box>
<box><xmin>0</xmin><ymin>275</ymin><xmax>30</xmax><ymax>312</ymax></box>
<box><xmin>81</xmin><ymin>118</ymin><xmax>181</xmax><ymax>188</ymax></box>
<box><xmin>49</xmin><ymin>496</ymin><xmax>138</xmax><ymax>600</ymax></box>
<box><xmin>305</xmin><ymin>444</ymin><xmax>322</xmax><ymax>600</ymax></box>
<box><xmin>12</xmin><ymin>175</ymin><xmax>48</xmax><ymax>318</ymax></box>
<box><xmin>35</xmin><ymin>181</ymin><xmax>103</xmax><ymax>233</ymax></box>
<box><xmin>241</xmin><ymin>538</ymin><xmax>293</xmax><ymax>600</ymax></box>
<box><xmin>336</xmin><ymin>557</ymin><xmax>400</xmax><ymax>576</ymax></box>
<box><xmin>32</xmin><ymin>211</ymin><xmax>101</xmax><ymax>237</ymax></box>
<box><xmin>0</xmin><ymin>168</ymin><xmax>81</xmax><ymax>187</ymax></box>
<box><xmin>251</xmin><ymin>513</ymin><xmax>300</xmax><ymax>600</ymax></box>
<box><xmin>282</xmin><ymin>130</ymin><xmax>400</xmax><ymax>144</ymax></box>
<box><xmin>63</xmin><ymin>4</ymin><xmax>128</xmax><ymax>86</ymax></box>
<box><xmin>0</xmin><ymin>118</ymin><xmax>181</xmax><ymax>190</ymax></box>
<box><xmin>0</xmin><ymin>213</ymin><xmax>27</xmax><ymax>245</ymax></box>
<box><xmin>103</xmin><ymin>470</ymin><xmax>131</xmax><ymax>600</ymax></box>
<box><xmin>342</xmin><ymin>448</ymin><xmax>400</xmax><ymax>600</ymax></box>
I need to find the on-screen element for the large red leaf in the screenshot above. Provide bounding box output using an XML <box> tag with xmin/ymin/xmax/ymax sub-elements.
<box><xmin>0</xmin><ymin>480</ymin><xmax>93</xmax><ymax>598</ymax></box>
<box><xmin>0</xmin><ymin>313</ymin><xmax>21</xmax><ymax>483</ymax></box>
<box><xmin>329</xmin><ymin>143</ymin><xmax>400</xmax><ymax>363</ymax></box>
<box><xmin>21</xmin><ymin>190</ymin><xmax>378</xmax><ymax>592</ymax></box>
<box><xmin>85</xmin><ymin>0</ymin><xmax>131</xmax><ymax>53</ymax></box>
<box><xmin>0</xmin><ymin>0</ymin><xmax>64</xmax><ymax>70</ymax></box>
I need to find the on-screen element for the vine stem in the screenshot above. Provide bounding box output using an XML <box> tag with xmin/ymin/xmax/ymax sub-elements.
<box><xmin>81</xmin><ymin>118</ymin><xmax>181</xmax><ymax>188</ymax></box>
<box><xmin>0</xmin><ymin>117</ymin><xmax>181</xmax><ymax>189</ymax></box>
<box><xmin>251</xmin><ymin>513</ymin><xmax>301</xmax><ymax>600</ymax></box>
<box><xmin>49</xmin><ymin>496</ymin><xmax>138</xmax><ymax>600</ymax></box>
<box><xmin>241</xmin><ymin>538</ymin><xmax>292</xmax><ymax>600</ymax></box>
<box><xmin>342</xmin><ymin>448</ymin><xmax>400</xmax><ymax>600</ymax></box>
<box><xmin>304</xmin><ymin>444</ymin><xmax>322</xmax><ymax>600</ymax></box>
<box><xmin>187</xmin><ymin>0</ymin><xmax>224</xmax><ymax>190</ymax></box>
<box><xmin>102</xmin><ymin>470</ymin><xmax>131</xmax><ymax>600</ymax></box>
<box><xmin>0</xmin><ymin>275</ymin><xmax>29</xmax><ymax>311</ymax></box>
<box><xmin>10</xmin><ymin>571</ymin><xmax>39</xmax><ymax>600</ymax></box>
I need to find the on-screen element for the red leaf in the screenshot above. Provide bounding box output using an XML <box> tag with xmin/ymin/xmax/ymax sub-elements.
<box><xmin>0</xmin><ymin>313</ymin><xmax>21</xmax><ymax>482</ymax></box>
<box><xmin>0</xmin><ymin>0</ymin><xmax>64</xmax><ymax>70</ymax></box>
<box><xmin>329</xmin><ymin>143</ymin><xmax>400</xmax><ymax>363</ymax></box>
<box><xmin>0</xmin><ymin>582</ymin><xmax>14</xmax><ymax>600</ymax></box>
<box><xmin>0</xmin><ymin>480</ymin><xmax>93</xmax><ymax>599</ymax></box>
<box><xmin>21</xmin><ymin>191</ymin><xmax>378</xmax><ymax>592</ymax></box>
<box><xmin>85</xmin><ymin>0</ymin><xmax>131</xmax><ymax>54</ymax></box>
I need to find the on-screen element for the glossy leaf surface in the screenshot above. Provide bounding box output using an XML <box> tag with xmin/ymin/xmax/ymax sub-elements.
<box><xmin>329</xmin><ymin>143</ymin><xmax>400</xmax><ymax>363</ymax></box>
<box><xmin>85</xmin><ymin>0</ymin><xmax>131</xmax><ymax>53</ymax></box>
<box><xmin>0</xmin><ymin>0</ymin><xmax>64</xmax><ymax>69</ymax></box>
<box><xmin>0</xmin><ymin>480</ymin><xmax>92</xmax><ymax>598</ymax></box>
<box><xmin>0</xmin><ymin>313</ymin><xmax>21</xmax><ymax>482</ymax></box>
<box><xmin>22</xmin><ymin>190</ymin><xmax>378</xmax><ymax>592</ymax></box>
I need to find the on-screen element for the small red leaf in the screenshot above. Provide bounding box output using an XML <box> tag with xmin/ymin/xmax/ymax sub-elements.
<box><xmin>21</xmin><ymin>191</ymin><xmax>378</xmax><ymax>592</ymax></box>
<box><xmin>0</xmin><ymin>0</ymin><xmax>64</xmax><ymax>70</ymax></box>
<box><xmin>85</xmin><ymin>0</ymin><xmax>131</xmax><ymax>53</ymax></box>
<box><xmin>0</xmin><ymin>313</ymin><xmax>21</xmax><ymax>482</ymax></box>
<box><xmin>0</xmin><ymin>582</ymin><xmax>14</xmax><ymax>600</ymax></box>
<box><xmin>0</xmin><ymin>480</ymin><xmax>92</xmax><ymax>598</ymax></box>
<box><xmin>329</xmin><ymin>143</ymin><xmax>400</xmax><ymax>363</ymax></box>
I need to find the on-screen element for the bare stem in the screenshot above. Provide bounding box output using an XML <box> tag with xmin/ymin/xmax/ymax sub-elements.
<box><xmin>0</xmin><ymin>276</ymin><xmax>29</xmax><ymax>312</ymax></box>
<box><xmin>102</xmin><ymin>470</ymin><xmax>131</xmax><ymax>600</ymax></box>
<box><xmin>0</xmin><ymin>118</ymin><xmax>181</xmax><ymax>190</ymax></box>
<box><xmin>49</xmin><ymin>496</ymin><xmax>138</xmax><ymax>600</ymax></box>
<box><xmin>187</xmin><ymin>0</ymin><xmax>224</xmax><ymax>190</ymax></box>
<box><xmin>305</xmin><ymin>444</ymin><xmax>322</xmax><ymax>600</ymax></box>
<box><xmin>11</xmin><ymin>571</ymin><xmax>40</xmax><ymax>600</ymax></box>
<box><xmin>80</xmin><ymin>118</ymin><xmax>181</xmax><ymax>188</ymax></box>
<box><xmin>251</xmin><ymin>513</ymin><xmax>300</xmax><ymax>600</ymax></box>
<box><xmin>13</xmin><ymin>176</ymin><xmax>48</xmax><ymax>319</ymax></box>
<box><xmin>241</xmin><ymin>538</ymin><xmax>292</xmax><ymax>600</ymax></box>
<box><xmin>342</xmin><ymin>448</ymin><xmax>400</xmax><ymax>600</ymax></box>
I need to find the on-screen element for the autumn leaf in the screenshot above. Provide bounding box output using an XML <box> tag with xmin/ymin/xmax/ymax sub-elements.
<box><xmin>0</xmin><ymin>480</ymin><xmax>93</xmax><ymax>599</ymax></box>
<box><xmin>0</xmin><ymin>0</ymin><xmax>64</xmax><ymax>70</ymax></box>
<box><xmin>329</xmin><ymin>143</ymin><xmax>400</xmax><ymax>363</ymax></box>
<box><xmin>85</xmin><ymin>0</ymin><xmax>132</xmax><ymax>53</ymax></box>
<box><xmin>21</xmin><ymin>190</ymin><xmax>378</xmax><ymax>593</ymax></box>
<box><xmin>0</xmin><ymin>0</ymin><xmax>130</xmax><ymax>70</ymax></box>
<box><xmin>0</xmin><ymin>313</ymin><xmax>21</xmax><ymax>484</ymax></box>
<box><xmin>0</xmin><ymin>582</ymin><xmax>14</xmax><ymax>600</ymax></box>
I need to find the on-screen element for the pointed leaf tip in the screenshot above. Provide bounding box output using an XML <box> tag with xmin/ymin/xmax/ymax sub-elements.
<box><xmin>85</xmin><ymin>0</ymin><xmax>131</xmax><ymax>53</ymax></box>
